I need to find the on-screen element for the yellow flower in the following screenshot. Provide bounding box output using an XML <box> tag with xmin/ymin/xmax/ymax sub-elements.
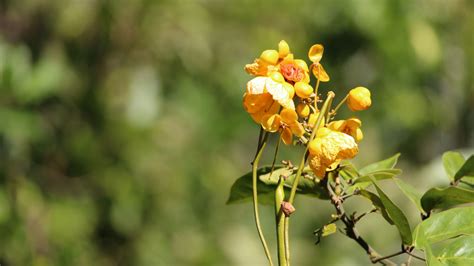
<box><xmin>262</xmin><ymin>108</ymin><xmax>305</xmax><ymax>145</ymax></box>
<box><xmin>327</xmin><ymin>118</ymin><xmax>363</xmax><ymax>142</ymax></box>
<box><xmin>243</xmin><ymin>92</ymin><xmax>279</xmax><ymax>124</ymax></box>
<box><xmin>308</xmin><ymin>128</ymin><xmax>358</xmax><ymax>177</ymax></box>
<box><xmin>296</xmin><ymin>103</ymin><xmax>310</xmax><ymax>118</ymax></box>
<box><xmin>246</xmin><ymin>75</ymin><xmax>295</xmax><ymax>110</ymax></box>
<box><xmin>308</xmin><ymin>44</ymin><xmax>330</xmax><ymax>82</ymax></box>
<box><xmin>308</xmin><ymin>112</ymin><xmax>325</xmax><ymax>129</ymax></box>
<box><xmin>347</xmin><ymin>87</ymin><xmax>371</xmax><ymax>111</ymax></box>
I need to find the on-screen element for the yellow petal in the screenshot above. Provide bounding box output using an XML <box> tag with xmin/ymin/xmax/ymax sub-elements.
<box><xmin>311</xmin><ymin>64</ymin><xmax>330</xmax><ymax>82</ymax></box>
<box><xmin>308</xmin><ymin>44</ymin><xmax>324</xmax><ymax>63</ymax></box>
<box><xmin>278</xmin><ymin>40</ymin><xmax>290</xmax><ymax>58</ymax></box>
<box><xmin>281</xmin><ymin>127</ymin><xmax>293</xmax><ymax>145</ymax></box>
<box><xmin>265</xmin><ymin>78</ymin><xmax>295</xmax><ymax>109</ymax></box>
<box><xmin>290</xmin><ymin>122</ymin><xmax>305</xmax><ymax>137</ymax></box>
<box><xmin>283</xmin><ymin>82</ymin><xmax>295</xmax><ymax>99</ymax></box>
<box><xmin>247</xmin><ymin>76</ymin><xmax>267</xmax><ymax>94</ymax></box>
<box><xmin>262</xmin><ymin>114</ymin><xmax>281</xmax><ymax>132</ymax></box>
<box><xmin>308</xmin><ymin>112</ymin><xmax>325</xmax><ymax>128</ymax></box>
<box><xmin>308</xmin><ymin>155</ymin><xmax>327</xmax><ymax>178</ymax></box>
<box><xmin>245</xmin><ymin>58</ymin><xmax>269</xmax><ymax>76</ymax></box>
<box><xmin>356</xmin><ymin>128</ymin><xmax>364</xmax><ymax>142</ymax></box>
<box><xmin>293</xmin><ymin>59</ymin><xmax>309</xmax><ymax>72</ymax></box>
<box><xmin>280</xmin><ymin>108</ymin><xmax>298</xmax><ymax>124</ymax></box>
<box><xmin>242</xmin><ymin>92</ymin><xmax>273</xmax><ymax>114</ymax></box>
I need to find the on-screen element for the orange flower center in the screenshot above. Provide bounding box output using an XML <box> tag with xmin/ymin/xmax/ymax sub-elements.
<box><xmin>280</xmin><ymin>62</ymin><xmax>305</xmax><ymax>83</ymax></box>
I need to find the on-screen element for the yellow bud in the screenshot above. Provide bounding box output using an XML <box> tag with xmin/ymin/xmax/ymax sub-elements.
<box><xmin>269</xmin><ymin>71</ymin><xmax>285</xmax><ymax>83</ymax></box>
<box><xmin>294</xmin><ymin>82</ymin><xmax>313</xmax><ymax>98</ymax></box>
<box><xmin>260</xmin><ymin>49</ymin><xmax>279</xmax><ymax>65</ymax></box>
<box><xmin>296</xmin><ymin>103</ymin><xmax>310</xmax><ymax>118</ymax></box>
<box><xmin>347</xmin><ymin>87</ymin><xmax>372</xmax><ymax>111</ymax></box>
<box><xmin>278</xmin><ymin>40</ymin><xmax>290</xmax><ymax>58</ymax></box>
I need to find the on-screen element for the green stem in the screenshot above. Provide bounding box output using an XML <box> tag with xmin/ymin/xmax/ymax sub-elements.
<box><xmin>252</xmin><ymin>132</ymin><xmax>274</xmax><ymax>266</ymax></box>
<box><xmin>314</xmin><ymin>78</ymin><xmax>321</xmax><ymax>111</ymax></box>
<box><xmin>330</xmin><ymin>94</ymin><xmax>349</xmax><ymax>120</ymax></box>
<box><xmin>283</xmin><ymin>92</ymin><xmax>335</xmax><ymax>265</ymax></box>
<box><xmin>269</xmin><ymin>134</ymin><xmax>282</xmax><ymax>180</ymax></box>
<box><xmin>275</xmin><ymin>178</ymin><xmax>287</xmax><ymax>266</ymax></box>
<box><xmin>277</xmin><ymin>213</ymin><xmax>286</xmax><ymax>266</ymax></box>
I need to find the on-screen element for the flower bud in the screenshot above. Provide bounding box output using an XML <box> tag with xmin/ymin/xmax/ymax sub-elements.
<box><xmin>294</xmin><ymin>82</ymin><xmax>313</xmax><ymax>98</ymax></box>
<box><xmin>347</xmin><ymin>87</ymin><xmax>371</xmax><ymax>111</ymax></box>
<box><xmin>296</xmin><ymin>103</ymin><xmax>310</xmax><ymax>118</ymax></box>
<box><xmin>278</xmin><ymin>40</ymin><xmax>290</xmax><ymax>58</ymax></box>
<box><xmin>260</xmin><ymin>49</ymin><xmax>279</xmax><ymax>65</ymax></box>
<box><xmin>283</xmin><ymin>82</ymin><xmax>295</xmax><ymax>99</ymax></box>
<box><xmin>308</xmin><ymin>112</ymin><xmax>325</xmax><ymax>128</ymax></box>
<box><xmin>269</xmin><ymin>71</ymin><xmax>285</xmax><ymax>83</ymax></box>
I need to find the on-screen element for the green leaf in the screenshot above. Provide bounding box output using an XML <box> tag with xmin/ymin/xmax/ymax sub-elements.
<box><xmin>227</xmin><ymin>166</ymin><xmax>329</xmax><ymax>205</ymax></box>
<box><xmin>434</xmin><ymin>236</ymin><xmax>474</xmax><ymax>266</ymax></box>
<box><xmin>393</xmin><ymin>178</ymin><xmax>425</xmax><ymax>215</ymax></box>
<box><xmin>413</xmin><ymin>207</ymin><xmax>474</xmax><ymax>248</ymax></box>
<box><xmin>421</xmin><ymin>187</ymin><xmax>474</xmax><ymax>213</ymax></box>
<box><xmin>455</xmin><ymin>155</ymin><xmax>474</xmax><ymax>182</ymax></box>
<box><xmin>322</xmin><ymin>223</ymin><xmax>337</xmax><ymax>237</ymax></box>
<box><xmin>347</xmin><ymin>169</ymin><xmax>402</xmax><ymax>193</ymax></box>
<box><xmin>359</xmin><ymin>153</ymin><xmax>400</xmax><ymax>176</ymax></box>
<box><xmin>359</xmin><ymin>189</ymin><xmax>394</xmax><ymax>224</ymax></box>
<box><xmin>442</xmin><ymin>151</ymin><xmax>465</xmax><ymax>181</ymax></box>
<box><xmin>226</xmin><ymin>166</ymin><xmax>280</xmax><ymax>205</ymax></box>
<box><xmin>372</xmin><ymin>180</ymin><xmax>412</xmax><ymax>245</ymax></box>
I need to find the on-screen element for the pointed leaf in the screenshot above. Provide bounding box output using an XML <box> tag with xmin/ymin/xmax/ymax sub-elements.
<box><xmin>421</xmin><ymin>187</ymin><xmax>474</xmax><ymax>213</ymax></box>
<box><xmin>442</xmin><ymin>151</ymin><xmax>465</xmax><ymax>181</ymax></box>
<box><xmin>455</xmin><ymin>155</ymin><xmax>474</xmax><ymax>182</ymax></box>
<box><xmin>227</xmin><ymin>166</ymin><xmax>280</xmax><ymax>205</ymax></box>
<box><xmin>372</xmin><ymin>180</ymin><xmax>412</xmax><ymax>245</ymax></box>
<box><xmin>347</xmin><ymin>169</ymin><xmax>402</xmax><ymax>193</ymax></box>
<box><xmin>413</xmin><ymin>207</ymin><xmax>474</xmax><ymax>248</ymax></box>
<box><xmin>359</xmin><ymin>153</ymin><xmax>400</xmax><ymax>175</ymax></box>
<box><xmin>359</xmin><ymin>189</ymin><xmax>393</xmax><ymax>224</ymax></box>
<box><xmin>393</xmin><ymin>178</ymin><xmax>425</xmax><ymax>215</ymax></box>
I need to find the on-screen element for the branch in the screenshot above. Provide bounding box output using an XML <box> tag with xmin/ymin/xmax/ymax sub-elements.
<box><xmin>327</xmin><ymin>179</ymin><xmax>397</xmax><ymax>266</ymax></box>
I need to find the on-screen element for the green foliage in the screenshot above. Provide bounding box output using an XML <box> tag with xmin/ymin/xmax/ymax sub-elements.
<box><xmin>393</xmin><ymin>177</ymin><xmax>425</xmax><ymax>215</ymax></box>
<box><xmin>421</xmin><ymin>187</ymin><xmax>474</xmax><ymax>213</ymax></box>
<box><xmin>371</xmin><ymin>180</ymin><xmax>412</xmax><ymax>245</ymax></box>
<box><xmin>454</xmin><ymin>156</ymin><xmax>474</xmax><ymax>183</ymax></box>
<box><xmin>442</xmin><ymin>151</ymin><xmax>465</xmax><ymax>181</ymax></box>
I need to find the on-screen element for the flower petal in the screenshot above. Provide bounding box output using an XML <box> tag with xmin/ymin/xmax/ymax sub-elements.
<box><xmin>282</xmin><ymin>127</ymin><xmax>293</xmax><ymax>145</ymax></box>
<box><xmin>311</xmin><ymin>64</ymin><xmax>330</xmax><ymax>82</ymax></box>
<box><xmin>247</xmin><ymin>76</ymin><xmax>267</xmax><ymax>94</ymax></box>
<box><xmin>308</xmin><ymin>44</ymin><xmax>324</xmax><ymax>63</ymax></box>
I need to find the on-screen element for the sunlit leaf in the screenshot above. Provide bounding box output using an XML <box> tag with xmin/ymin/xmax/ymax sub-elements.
<box><xmin>442</xmin><ymin>151</ymin><xmax>465</xmax><ymax>181</ymax></box>
<box><xmin>455</xmin><ymin>155</ymin><xmax>474</xmax><ymax>182</ymax></box>
<box><xmin>413</xmin><ymin>207</ymin><xmax>474</xmax><ymax>248</ymax></box>
<box><xmin>434</xmin><ymin>236</ymin><xmax>474</xmax><ymax>266</ymax></box>
<box><xmin>322</xmin><ymin>223</ymin><xmax>337</xmax><ymax>237</ymax></box>
<box><xmin>372</xmin><ymin>180</ymin><xmax>412</xmax><ymax>245</ymax></box>
<box><xmin>359</xmin><ymin>153</ymin><xmax>400</xmax><ymax>175</ymax></box>
<box><xmin>347</xmin><ymin>169</ymin><xmax>402</xmax><ymax>193</ymax></box>
<box><xmin>421</xmin><ymin>187</ymin><xmax>474</xmax><ymax>213</ymax></box>
<box><xmin>393</xmin><ymin>178</ymin><xmax>425</xmax><ymax>215</ymax></box>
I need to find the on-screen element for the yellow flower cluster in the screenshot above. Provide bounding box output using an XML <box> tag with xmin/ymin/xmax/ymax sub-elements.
<box><xmin>243</xmin><ymin>40</ymin><xmax>372</xmax><ymax>177</ymax></box>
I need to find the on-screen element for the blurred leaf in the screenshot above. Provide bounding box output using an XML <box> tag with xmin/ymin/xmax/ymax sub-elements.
<box><xmin>359</xmin><ymin>153</ymin><xmax>400</xmax><ymax>176</ymax></box>
<box><xmin>393</xmin><ymin>178</ymin><xmax>425</xmax><ymax>215</ymax></box>
<box><xmin>358</xmin><ymin>189</ymin><xmax>394</xmax><ymax>224</ymax></box>
<box><xmin>413</xmin><ymin>207</ymin><xmax>474</xmax><ymax>248</ymax></box>
<box><xmin>322</xmin><ymin>223</ymin><xmax>337</xmax><ymax>237</ymax></box>
<box><xmin>454</xmin><ymin>156</ymin><xmax>474</xmax><ymax>182</ymax></box>
<box><xmin>434</xmin><ymin>236</ymin><xmax>474</xmax><ymax>265</ymax></box>
<box><xmin>421</xmin><ymin>187</ymin><xmax>474</xmax><ymax>213</ymax></box>
<box><xmin>442</xmin><ymin>151</ymin><xmax>465</xmax><ymax>181</ymax></box>
<box><xmin>227</xmin><ymin>166</ymin><xmax>329</xmax><ymax>205</ymax></box>
<box><xmin>372</xmin><ymin>180</ymin><xmax>412</xmax><ymax>245</ymax></box>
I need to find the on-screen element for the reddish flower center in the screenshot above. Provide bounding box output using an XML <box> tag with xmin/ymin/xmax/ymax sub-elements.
<box><xmin>280</xmin><ymin>62</ymin><xmax>305</xmax><ymax>82</ymax></box>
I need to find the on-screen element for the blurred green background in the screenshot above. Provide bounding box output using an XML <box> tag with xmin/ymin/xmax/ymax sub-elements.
<box><xmin>0</xmin><ymin>0</ymin><xmax>473</xmax><ymax>265</ymax></box>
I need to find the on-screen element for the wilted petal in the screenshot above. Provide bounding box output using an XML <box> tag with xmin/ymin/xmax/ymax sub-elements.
<box><xmin>308</xmin><ymin>44</ymin><xmax>324</xmax><ymax>63</ymax></box>
<box><xmin>311</xmin><ymin>64</ymin><xmax>330</xmax><ymax>82</ymax></box>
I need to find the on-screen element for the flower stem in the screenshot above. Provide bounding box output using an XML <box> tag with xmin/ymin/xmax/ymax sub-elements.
<box><xmin>275</xmin><ymin>178</ymin><xmax>287</xmax><ymax>266</ymax></box>
<box><xmin>330</xmin><ymin>94</ymin><xmax>349</xmax><ymax>120</ymax></box>
<box><xmin>283</xmin><ymin>92</ymin><xmax>335</xmax><ymax>265</ymax></box>
<box><xmin>252</xmin><ymin>131</ymin><xmax>273</xmax><ymax>266</ymax></box>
